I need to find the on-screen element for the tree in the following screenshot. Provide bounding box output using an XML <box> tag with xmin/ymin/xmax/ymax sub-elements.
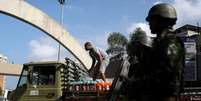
<box><xmin>106</xmin><ymin>32</ymin><xmax>128</xmax><ymax>55</ymax></box>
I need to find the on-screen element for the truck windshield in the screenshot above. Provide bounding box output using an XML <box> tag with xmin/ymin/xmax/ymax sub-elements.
<box><xmin>17</xmin><ymin>67</ymin><xmax>28</xmax><ymax>87</ymax></box>
<box><xmin>31</xmin><ymin>66</ymin><xmax>55</xmax><ymax>86</ymax></box>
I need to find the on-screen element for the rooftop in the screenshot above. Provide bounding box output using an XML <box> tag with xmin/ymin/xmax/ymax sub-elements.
<box><xmin>175</xmin><ymin>24</ymin><xmax>201</xmax><ymax>34</ymax></box>
<box><xmin>24</xmin><ymin>61</ymin><xmax>66</xmax><ymax>66</ymax></box>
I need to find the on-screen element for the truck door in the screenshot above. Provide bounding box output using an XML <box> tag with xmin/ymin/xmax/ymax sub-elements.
<box><xmin>9</xmin><ymin>66</ymin><xmax>28</xmax><ymax>101</ymax></box>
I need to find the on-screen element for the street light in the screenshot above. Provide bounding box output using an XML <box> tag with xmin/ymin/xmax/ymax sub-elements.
<box><xmin>58</xmin><ymin>0</ymin><xmax>65</xmax><ymax>5</ymax></box>
<box><xmin>58</xmin><ymin>0</ymin><xmax>65</xmax><ymax>61</ymax></box>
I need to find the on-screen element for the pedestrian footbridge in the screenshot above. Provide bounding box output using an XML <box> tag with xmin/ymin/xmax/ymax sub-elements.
<box><xmin>0</xmin><ymin>0</ymin><xmax>92</xmax><ymax>75</ymax></box>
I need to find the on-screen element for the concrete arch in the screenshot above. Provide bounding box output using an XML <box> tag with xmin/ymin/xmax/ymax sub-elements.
<box><xmin>0</xmin><ymin>0</ymin><xmax>92</xmax><ymax>69</ymax></box>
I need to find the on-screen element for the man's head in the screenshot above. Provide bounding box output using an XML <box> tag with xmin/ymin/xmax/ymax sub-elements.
<box><xmin>146</xmin><ymin>3</ymin><xmax>177</xmax><ymax>34</ymax></box>
<box><xmin>84</xmin><ymin>42</ymin><xmax>93</xmax><ymax>51</ymax></box>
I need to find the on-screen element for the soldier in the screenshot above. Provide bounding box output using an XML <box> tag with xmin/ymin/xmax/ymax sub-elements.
<box><xmin>126</xmin><ymin>29</ymin><xmax>153</xmax><ymax>78</ymax></box>
<box><xmin>124</xmin><ymin>30</ymin><xmax>153</xmax><ymax>101</ymax></box>
<box><xmin>145</xmin><ymin>3</ymin><xmax>185</xmax><ymax>101</ymax></box>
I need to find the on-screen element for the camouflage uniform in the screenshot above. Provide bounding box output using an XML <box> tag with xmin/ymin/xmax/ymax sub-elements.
<box><xmin>126</xmin><ymin>28</ymin><xmax>184</xmax><ymax>101</ymax></box>
<box><xmin>143</xmin><ymin>3</ymin><xmax>185</xmax><ymax>101</ymax></box>
<box><xmin>126</xmin><ymin>3</ymin><xmax>185</xmax><ymax>101</ymax></box>
<box><xmin>125</xmin><ymin>33</ymin><xmax>153</xmax><ymax>101</ymax></box>
<box><xmin>126</xmin><ymin>42</ymin><xmax>153</xmax><ymax>101</ymax></box>
<box><xmin>147</xmin><ymin>28</ymin><xmax>185</xmax><ymax>101</ymax></box>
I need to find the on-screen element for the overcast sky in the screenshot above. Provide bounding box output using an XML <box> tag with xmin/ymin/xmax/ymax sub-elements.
<box><xmin>0</xmin><ymin>0</ymin><xmax>201</xmax><ymax>89</ymax></box>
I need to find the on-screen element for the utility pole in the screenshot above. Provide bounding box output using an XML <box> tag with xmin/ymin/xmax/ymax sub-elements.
<box><xmin>195</xmin><ymin>22</ymin><xmax>200</xmax><ymax>80</ymax></box>
<box><xmin>58</xmin><ymin>0</ymin><xmax>65</xmax><ymax>61</ymax></box>
<box><xmin>197</xmin><ymin>22</ymin><xmax>200</xmax><ymax>35</ymax></box>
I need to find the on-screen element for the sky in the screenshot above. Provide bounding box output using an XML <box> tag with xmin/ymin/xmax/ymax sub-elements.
<box><xmin>0</xmin><ymin>0</ymin><xmax>201</xmax><ymax>89</ymax></box>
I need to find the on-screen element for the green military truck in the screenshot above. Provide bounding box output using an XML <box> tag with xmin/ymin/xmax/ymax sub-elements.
<box><xmin>8</xmin><ymin>56</ymin><xmax>129</xmax><ymax>101</ymax></box>
<box><xmin>8</xmin><ymin>58</ymin><xmax>91</xmax><ymax>101</ymax></box>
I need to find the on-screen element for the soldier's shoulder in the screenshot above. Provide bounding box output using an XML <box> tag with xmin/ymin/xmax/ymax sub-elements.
<box><xmin>165</xmin><ymin>30</ymin><xmax>182</xmax><ymax>44</ymax></box>
<box><xmin>165</xmin><ymin>30</ymin><xmax>176</xmax><ymax>38</ymax></box>
<box><xmin>162</xmin><ymin>30</ymin><xmax>183</xmax><ymax>49</ymax></box>
<box><xmin>166</xmin><ymin>34</ymin><xmax>184</xmax><ymax>57</ymax></box>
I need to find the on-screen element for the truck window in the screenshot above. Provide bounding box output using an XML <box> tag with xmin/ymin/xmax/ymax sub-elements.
<box><xmin>17</xmin><ymin>67</ymin><xmax>28</xmax><ymax>87</ymax></box>
<box><xmin>31</xmin><ymin>66</ymin><xmax>55</xmax><ymax>86</ymax></box>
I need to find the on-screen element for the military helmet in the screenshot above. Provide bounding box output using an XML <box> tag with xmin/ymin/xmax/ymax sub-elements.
<box><xmin>146</xmin><ymin>3</ymin><xmax>177</xmax><ymax>21</ymax></box>
<box><xmin>127</xmin><ymin>31</ymin><xmax>153</xmax><ymax>56</ymax></box>
<box><xmin>132</xmin><ymin>29</ymin><xmax>153</xmax><ymax>47</ymax></box>
<box><xmin>136</xmin><ymin>33</ymin><xmax>153</xmax><ymax>47</ymax></box>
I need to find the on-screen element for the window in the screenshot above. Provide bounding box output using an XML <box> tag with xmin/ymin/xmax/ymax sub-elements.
<box><xmin>31</xmin><ymin>66</ymin><xmax>56</xmax><ymax>85</ymax></box>
<box><xmin>17</xmin><ymin>67</ymin><xmax>28</xmax><ymax>87</ymax></box>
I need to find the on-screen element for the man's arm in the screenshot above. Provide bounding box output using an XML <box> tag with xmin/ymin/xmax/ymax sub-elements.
<box><xmin>89</xmin><ymin>48</ymin><xmax>103</xmax><ymax>71</ymax></box>
<box><xmin>93</xmin><ymin>49</ymin><xmax>103</xmax><ymax>68</ymax></box>
<box><xmin>88</xmin><ymin>53</ymin><xmax>96</xmax><ymax>72</ymax></box>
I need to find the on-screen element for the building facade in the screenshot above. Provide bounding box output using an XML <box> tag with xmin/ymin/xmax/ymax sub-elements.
<box><xmin>0</xmin><ymin>54</ymin><xmax>7</xmax><ymax>90</ymax></box>
<box><xmin>175</xmin><ymin>24</ymin><xmax>201</xmax><ymax>81</ymax></box>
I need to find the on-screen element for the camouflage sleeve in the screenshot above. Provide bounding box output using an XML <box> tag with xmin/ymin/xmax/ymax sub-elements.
<box><xmin>157</xmin><ymin>39</ymin><xmax>183</xmax><ymax>80</ymax></box>
<box><xmin>89</xmin><ymin>51</ymin><xmax>96</xmax><ymax>69</ymax></box>
<box><xmin>165</xmin><ymin>38</ymin><xmax>184</xmax><ymax>94</ymax></box>
<box><xmin>156</xmin><ymin>39</ymin><xmax>184</xmax><ymax>91</ymax></box>
<box><xmin>166</xmin><ymin>39</ymin><xmax>183</xmax><ymax>67</ymax></box>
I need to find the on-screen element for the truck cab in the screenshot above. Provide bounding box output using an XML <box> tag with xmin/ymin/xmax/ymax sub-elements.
<box><xmin>9</xmin><ymin>61</ymin><xmax>65</xmax><ymax>101</ymax></box>
<box><xmin>8</xmin><ymin>59</ymin><xmax>90</xmax><ymax>101</ymax></box>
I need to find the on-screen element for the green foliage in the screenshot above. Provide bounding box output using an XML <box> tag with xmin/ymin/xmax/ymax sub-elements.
<box><xmin>107</xmin><ymin>32</ymin><xmax>128</xmax><ymax>47</ymax></box>
<box><xmin>107</xmin><ymin>32</ymin><xmax>128</xmax><ymax>55</ymax></box>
